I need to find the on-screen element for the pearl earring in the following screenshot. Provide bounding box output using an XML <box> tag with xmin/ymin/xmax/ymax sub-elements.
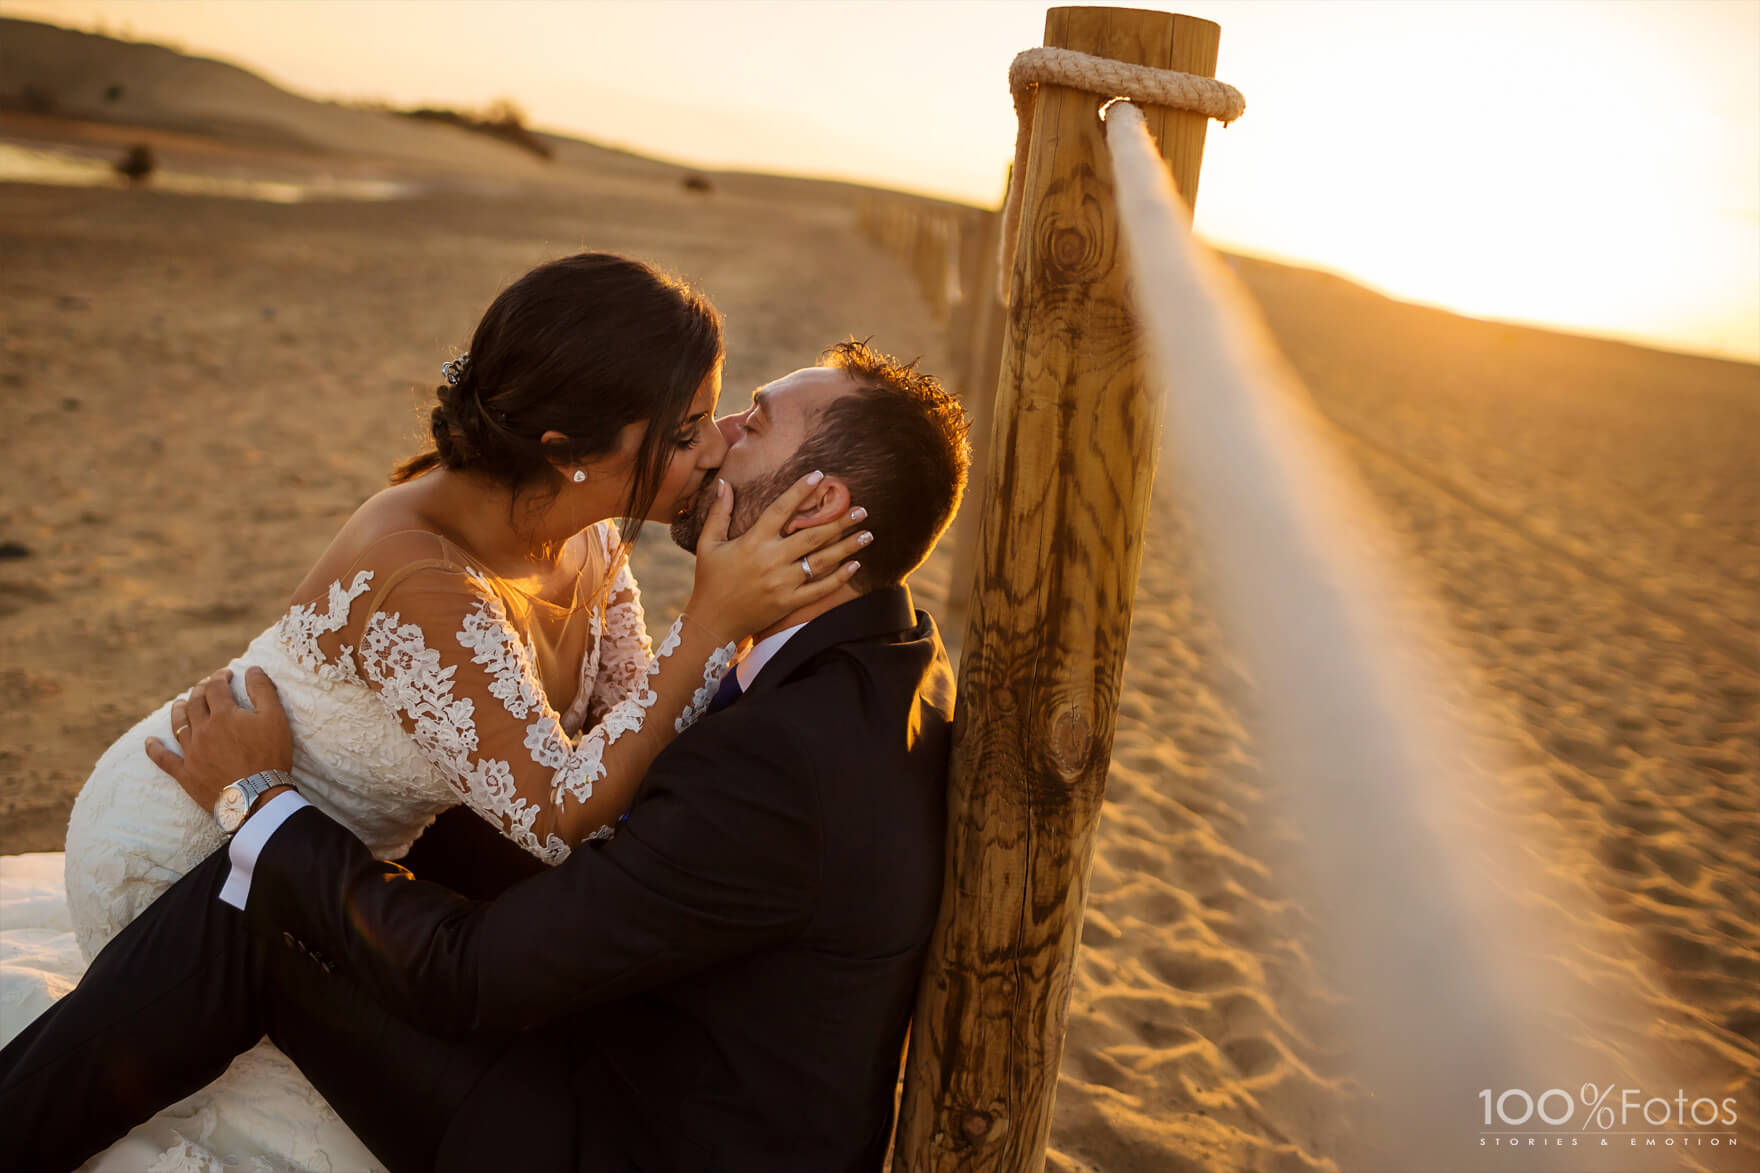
<box><xmin>572</xmin><ymin>470</ymin><xmax>586</xmax><ymax>484</ymax></box>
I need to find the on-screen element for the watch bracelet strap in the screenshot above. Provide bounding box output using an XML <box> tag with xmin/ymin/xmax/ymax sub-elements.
<box><xmin>236</xmin><ymin>769</ymin><xmax>296</xmax><ymax>806</ymax></box>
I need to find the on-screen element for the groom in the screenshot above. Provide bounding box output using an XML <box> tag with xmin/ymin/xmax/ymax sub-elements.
<box><xmin>0</xmin><ymin>342</ymin><xmax>970</xmax><ymax>1173</ymax></box>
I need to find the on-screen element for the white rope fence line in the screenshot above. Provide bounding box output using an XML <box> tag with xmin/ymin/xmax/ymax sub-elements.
<box><xmin>997</xmin><ymin>65</ymin><xmax>1664</xmax><ymax>1162</ymax></box>
<box><xmin>1104</xmin><ymin>97</ymin><xmax>1528</xmax><ymax>1163</ymax></box>
<box><xmin>1000</xmin><ymin>47</ymin><xmax>1245</xmax><ymax>302</ymax></box>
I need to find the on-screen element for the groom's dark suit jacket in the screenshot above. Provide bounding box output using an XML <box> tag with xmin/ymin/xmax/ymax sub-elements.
<box><xmin>247</xmin><ymin>585</ymin><xmax>952</xmax><ymax>1171</ymax></box>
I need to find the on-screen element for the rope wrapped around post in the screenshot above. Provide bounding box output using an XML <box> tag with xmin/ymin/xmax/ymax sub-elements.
<box><xmin>998</xmin><ymin>46</ymin><xmax>1246</xmax><ymax>302</ymax></box>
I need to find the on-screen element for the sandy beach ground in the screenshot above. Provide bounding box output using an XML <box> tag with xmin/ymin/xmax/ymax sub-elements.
<box><xmin>3</xmin><ymin>31</ymin><xmax>1758</xmax><ymax>1170</ymax></box>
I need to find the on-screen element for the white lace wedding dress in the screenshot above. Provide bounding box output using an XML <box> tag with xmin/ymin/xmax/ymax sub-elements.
<box><xmin>0</xmin><ymin>522</ymin><xmax>735</xmax><ymax>1172</ymax></box>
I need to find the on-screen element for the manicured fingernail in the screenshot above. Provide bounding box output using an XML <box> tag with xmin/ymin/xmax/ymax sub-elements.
<box><xmin>846</xmin><ymin>561</ymin><xmax>860</xmax><ymax>573</ymax></box>
<box><xmin>807</xmin><ymin>470</ymin><xmax>824</xmax><ymax>485</ymax></box>
<box><xmin>849</xmin><ymin>507</ymin><xmax>867</xmax><ymax>522</ymax></box>
<box><xmin>717</xmin><ymin>478</ymin><xmax>727</xmax><ymax>497</ymax></box>
<box><xmin>857</xmin><ymin>531</ymin><xmax>873</xmax><ymax>546</ymax></box>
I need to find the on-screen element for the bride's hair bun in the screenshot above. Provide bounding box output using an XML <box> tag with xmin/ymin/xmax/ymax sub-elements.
<box><xmin>429</xmin><ymin>375</ymin><xmax>488</xmax><ymax>469</ymax></box>
<box><xmin>390</xmin><ymin>252</ymin><xmax>722</xmax><ymax>564</ymax></box>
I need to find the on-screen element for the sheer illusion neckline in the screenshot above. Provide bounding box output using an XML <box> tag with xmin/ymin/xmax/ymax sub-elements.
<box><xmin>420</xmin><ymin>529</ymin><xmax>600</xmax><ymax>618</ymax></box>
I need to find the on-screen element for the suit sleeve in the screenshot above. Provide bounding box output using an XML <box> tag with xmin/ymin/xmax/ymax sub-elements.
<box><xmin>244</xmin><ymin>712</ymin><xmax>821</xmax><ymax>1036</ymax></box>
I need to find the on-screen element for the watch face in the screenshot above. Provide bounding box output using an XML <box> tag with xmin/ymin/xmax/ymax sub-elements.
<box><xmin>215</xmin><ymin>785</ymin><xmax>250</xmax><ymax>832</ymax></box>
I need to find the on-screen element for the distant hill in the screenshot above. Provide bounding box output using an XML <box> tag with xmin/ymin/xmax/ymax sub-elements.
<box><xmin>0</xmin><ymin>18</ymin><xmax>559</xmax><ymax>176</ymax></box>
<box><xmin>0</xmin><ymin>16</ymin><xmax>949</xmax><ymax>211</ymax></box>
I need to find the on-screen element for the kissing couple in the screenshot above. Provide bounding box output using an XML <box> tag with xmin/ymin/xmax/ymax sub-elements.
<box><xmin>0</xmin><ymin>252</ymin><xmax>972</xmax><ymax>1172</ymax></box>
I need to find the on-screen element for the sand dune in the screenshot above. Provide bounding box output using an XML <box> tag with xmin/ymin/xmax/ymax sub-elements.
<box><xmin>0</xmin><ymin>18</ymin><xmax>931</xmax><ymax>207</ymax></box>
<box><xmin>2</xmin><ymin>23</ymin><xmax>1756</xmax><ymax>1173</ymax></box>
<box><xmin>0</xmin><ymin>17</ymin><xmax>559</xmax><ymax>176</ymax></box>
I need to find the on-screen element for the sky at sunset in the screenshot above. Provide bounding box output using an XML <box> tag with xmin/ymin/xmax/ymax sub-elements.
<box><xmin>4</xmin><ymin>0</ymin><xmax>1757</xmax><ymax>362</ymax></box>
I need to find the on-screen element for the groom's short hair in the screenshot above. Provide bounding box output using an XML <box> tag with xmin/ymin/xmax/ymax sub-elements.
<box><xmin>781</xmin><ymin>341</ymin><xmax>970</xmax><ymax>590</ymax></box>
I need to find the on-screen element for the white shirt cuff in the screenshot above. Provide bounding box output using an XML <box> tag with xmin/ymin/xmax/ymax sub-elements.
<box><xmin>218</xmin><ymin>789</ymin><xmax>312</xmax><ymax>910</ymax></box>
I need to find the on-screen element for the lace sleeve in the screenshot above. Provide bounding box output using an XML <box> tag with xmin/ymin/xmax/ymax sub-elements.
<box><xmin>588</xmin><ymin>530</ymin><xmax>655</xmax><ymax>727</ymax></box>
<box><xmin>317</xmin><ymin>549</ymin><xmax>736</xmax><ymax>863</ymax></box>
<box><xmin>588</xmin><ymin>529</ymin><xmax>731</xmax><ymax>738</ymax></box>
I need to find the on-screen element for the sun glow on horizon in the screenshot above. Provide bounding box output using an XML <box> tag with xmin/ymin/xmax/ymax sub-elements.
<box><xmin>3</xmin><ymin>0</ymin><xmax>1755</xmax><ymax>364</ymax></box>
<box><xmin>1186</xmin><ymin>0</ymin><xmax>1760</xmax><ymax>364</ymax></box>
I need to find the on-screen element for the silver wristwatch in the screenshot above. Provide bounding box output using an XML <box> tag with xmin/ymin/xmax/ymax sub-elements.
<box><xmin>213</xmin><ymin>769</ymin><xmax>295</xmax><ymax>834</ymax></box>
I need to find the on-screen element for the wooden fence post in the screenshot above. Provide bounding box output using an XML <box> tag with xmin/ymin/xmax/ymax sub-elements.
<box><xmin>943</xmin><ymin>208</ymin><xmax>988</xmax><ymax>385</ymax></box>
<box><xmin>913</xmin><ymin>215</ymin><xmax>948</xmax><ymax>318</ymax></box>
<box><xmin>896</xmin><ymin>8</ymin><xmax>1221</xmax><ymax>1170</ymax></box>
<box><xmin>940</xmin><ymin>206</ymin><xmax>1004</xmax><ymax>655</ymax></box>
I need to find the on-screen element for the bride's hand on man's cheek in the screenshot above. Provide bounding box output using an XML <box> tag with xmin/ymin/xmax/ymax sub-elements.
<box><xmin>144</xmin><ymin>667</ymin><xmax>294</xmax><ymax>811</ymax></box>
<box><xmin>687</xmin><ymin>471</ymin><xmax>873</xmax><ymax>639</ymax></box>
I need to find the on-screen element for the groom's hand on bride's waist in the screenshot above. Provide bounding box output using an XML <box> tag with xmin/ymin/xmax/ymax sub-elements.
<box><xmin>146</xmin><ymin>667</ymin><xmax>295</xmax><ymax>821</ymax></box>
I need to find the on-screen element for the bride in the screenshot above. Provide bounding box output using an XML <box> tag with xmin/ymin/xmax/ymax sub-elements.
<box><xmin>64</xmin><ymin>250</ymin><xmax>868</xmax><ymax>960</ymax></box>
<box><xmin>66</xmin><ymin>250</ymin><xmax>870</xmax><ymax>959</ymax></box>
<box><xmin>8</xmin><ymin>251</ymin><xmax>868</xmax><ymax>1169</ymax></box>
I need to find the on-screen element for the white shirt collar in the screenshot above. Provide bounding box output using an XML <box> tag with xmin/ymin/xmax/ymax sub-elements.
<box><xmin>735</xmin><ymin>622</ymin><xmax>809</xmax><ymax>690</ymax></box>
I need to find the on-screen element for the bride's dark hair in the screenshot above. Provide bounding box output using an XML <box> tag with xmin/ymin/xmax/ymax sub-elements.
<box><xmin>392</xmin><ymin>252</ymin><xmax>723</xmax><ymax>552</ymax></box>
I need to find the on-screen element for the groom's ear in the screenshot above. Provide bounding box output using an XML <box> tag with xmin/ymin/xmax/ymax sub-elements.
<box><xmin>782</xmin><ymin>476</ymin><xmax>852</xmax><ymax>535</ymax></box>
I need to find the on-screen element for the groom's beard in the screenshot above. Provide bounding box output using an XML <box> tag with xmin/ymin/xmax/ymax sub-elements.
<box><xmin>669</xmin><ymin>465</ymin><xmax>797</xmax><ymax>553</ymax></box>
<box><xmin>669</xmin><ymin>480</ymin><xmax>717</xmax><ymax>551</ymax></box>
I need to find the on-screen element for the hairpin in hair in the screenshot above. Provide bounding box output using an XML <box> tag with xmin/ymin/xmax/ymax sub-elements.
<box><xmin>441</xmin><ymin>353</ymin><xmax>471</xmax><ymax>387</ymax></box>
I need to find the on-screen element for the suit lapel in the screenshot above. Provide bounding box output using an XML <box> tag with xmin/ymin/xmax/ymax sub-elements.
<box><xmin>742</xmin><ymin>586</ymin><xmax>920</xmax><ymax>700</ymax></box>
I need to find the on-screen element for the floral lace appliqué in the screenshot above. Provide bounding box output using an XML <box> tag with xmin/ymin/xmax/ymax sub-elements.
<box><xmin>676</xmin><ymin>621</ymin><xmax>739</xmax><ymax>734</ymax></box>
<box><xmin>455</xmin><ymin>569</ymin><xmax>546</xmax><ymax>721</ymax></box>
<box><xmin>523</xmin><ymin>714</ymin><xmax>571</xmax><ymax>770</ymax></box>
<box><xmin>586</xmin><ymin>543</ymin><xmax>655</xmax><ymax>728</ymax></box>
<box><xmin>358</xmin><ymin>610</ymin><xmax>476</xmax><ymax>774</ymax></box>
<box><xmin>274</xmin><ymin>571</ymin><xmax>373</xmax><ymax>684</ymax></box>
<box><xmin>358</xmin><ymin>607</ymin><xmax>568</xmax><ymax>863</ymax></box>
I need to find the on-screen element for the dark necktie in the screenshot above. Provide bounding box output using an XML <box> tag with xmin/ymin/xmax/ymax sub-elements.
<box><xmin>706</xmin><ymin>670</ymin><xmax>744</xmax><ymax>715</ymax></box>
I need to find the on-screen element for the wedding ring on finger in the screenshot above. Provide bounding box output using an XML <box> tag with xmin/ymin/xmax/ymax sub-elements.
<box><xmin>173</xmin><ymin>724</ymin><xmax>191</xmax><ymax>739</ymax></box>
<box><xmin>800</xmin><ymin>557</ymin><xmax>814</xmax><ymax>582</ymax></box>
